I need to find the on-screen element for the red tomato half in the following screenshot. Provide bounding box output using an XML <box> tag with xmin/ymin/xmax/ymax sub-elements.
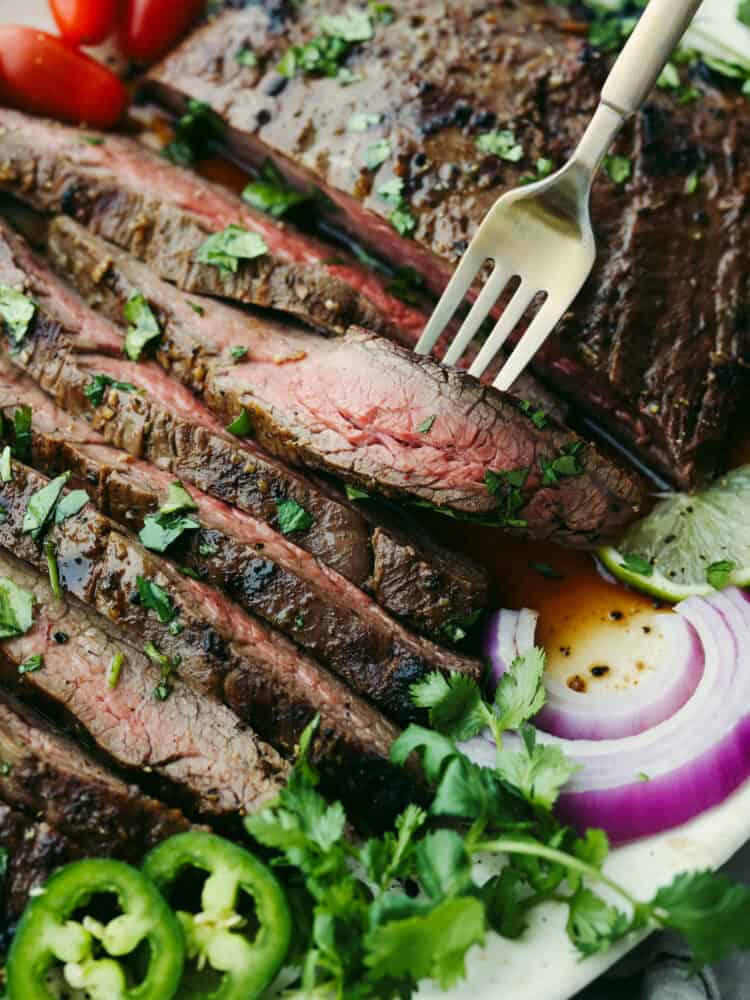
<box><xmin>118</xmin><ymin>0</ymin><xmax>205</xmax><ymax>63</ymax></box>
<box><xmin>0</xmin><ymin>27</ymin><xmax>128</xmax><ymax>128</ymax></box>
<box><xmin>50</xmin><ymin>0</ymin><xmax>120</xmax><ymax>46</ymax></box>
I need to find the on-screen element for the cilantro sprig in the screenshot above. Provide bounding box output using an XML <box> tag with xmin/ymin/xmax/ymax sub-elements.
<box><xmin>245</xmin><ymin>652</ymin><xmax>750</xmax><ymax>997</ymax></box>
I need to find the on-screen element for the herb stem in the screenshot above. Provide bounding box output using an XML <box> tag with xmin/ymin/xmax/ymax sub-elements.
<box><xmin>44</xmin><ymin>540</ymin><xmax>62</xmax><ymax>600</ymax></box>
<box><xmin>474</xmin><ymin>838</ymin><xmax>642</xmax><ymax>912</ymax></box>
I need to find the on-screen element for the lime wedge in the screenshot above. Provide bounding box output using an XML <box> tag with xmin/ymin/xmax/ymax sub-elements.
<box><xmin>598</xmin><ymin>465</ymin><xmax>750</xmax><ymax>602</ymax></box>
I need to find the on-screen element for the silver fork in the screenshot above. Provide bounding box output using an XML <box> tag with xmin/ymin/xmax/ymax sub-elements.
<box><xmin>415</xmin><ymin>0</ymin><xmax>703</xmax><ymax>392</ymax></box>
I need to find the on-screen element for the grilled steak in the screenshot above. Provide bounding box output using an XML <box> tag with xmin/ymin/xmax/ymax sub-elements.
<box><xmin>0</xmin><ymin>802</ymin><xmax>84</xmax><ymax>928</ymax></box>
<box><xmin>0</xmin><ymin>361</ymin><xmax>486</xmax><ymax>725</ymax></box>
<box><xmin>0</xmin><ymin>106</ymin><xmax>424</xmax><ymax>339</ymax></box>
<box><xmin>0</xmin><ymin>550</ymin><xmax>288</xmax><ymax>820</ymax></box>
<box><xmin>148</xmin><ymin>1</ymin><xmax>750</xmax><ymax>488</ymax></box>
<box><xmin>0</xmin><ymin>688</ymin><xmax>189</xmax><ymax>856</ymax></box>
<box><xmin>41</xmin><ymin>216</ymin><xmax>643</xmax><ymax>542</ymax></box>
<box><xmin>0</xmin><ymin>216</ymin><xmax>488</xmax><ymax>634</ymax></box>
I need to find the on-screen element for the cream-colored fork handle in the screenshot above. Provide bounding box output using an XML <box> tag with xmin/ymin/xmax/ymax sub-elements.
<box><xmin>601</xmin><ymin>0</ymin><xmax>704</xmax><ymax>115</ymax></box>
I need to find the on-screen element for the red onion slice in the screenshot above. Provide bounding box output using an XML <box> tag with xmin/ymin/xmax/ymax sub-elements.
<box><xmin>468</xmin><ymin>590</ymin><xmax>750</xmax><ymax>844</ymax></box>
<box><xmin>482</xmin><ymin>608</ymin><xmax>538</xmax><ymax>688</ymax></box>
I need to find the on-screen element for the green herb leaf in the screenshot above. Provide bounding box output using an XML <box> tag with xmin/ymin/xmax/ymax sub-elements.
<box><xmin>684</xmin><ymin>170</ymin><xmax>700</xmax><ymax>195</ymax></box>
<box><xmin>476</xmin><ymin>130</ymin><xmax>524</xmax><ymax>162</ymax></box>
<box><xmin>22</xmin><ymin>472</ymin><xmax>70</xmax><ymax>542</ymax></box>
<box><xmin>54</xmin><ymin>490</ymin><xmax>89</xmax><ymax>524</ymax></box>
<box><xmin>415</xmin><ymin>829</ymin><xmax>473</xmax><ymax>899</ymax></box>
<box><xmin>707</xmin><ymin>560</ymin><xmax>735</xmax><ymax>590</ymax></box>
<box><xmin>348</xmin><ymin>111</ymin><xmax>382</xmax><ymax>132</ymax></box>
<box><xmin>740</xmin><ymin>0</ymin><xmax>750</xmax><ymax>27</ymax></box>
<box><xmin>143</xmin><ymin>641</ymin><xmax>180</xmax><ymax>700</ymax></box>
<box><xmin>18</xmin><ymin>653</ymin><xmax>44</xmax><ymax>675</ymax></box>
<box><xmin>411</xmin><ymin>672</ymin><xmax>487</xmax><ymax>742</ymax></box>
<box><xmin>377</xmin><ymin>177</ymin><xmax>404</xmax><ymax>204</ymax></box>
<box><xmin>390</xmin><ymin>206</ymin><xmax>417</xmax><ymax>236</ymax></box>
<box><xmin>650</xmin><ymin>870</ymin><xmax>750</xmax><ymax>965</ymax></box>
<box><xmin>123</xmin><ymin>293</ymin><xmax>161</xmax><ymax>362</ymax></box>
<box><xmin>364</xmin><ymin>138</ymin><xmax>391</xmax><ymax>170</ymax></box>
<box><xmin>416</xmin><ymin>415</ymin><xmax>436</xmax><ymax>434</ymax></box>
<box><xmin>495</xmin><ymin>725</ymin><xmax>578</xmax><ymax>810</ymax></box>
<box><xmin>390</xmin><ymin>724</ymin><xmax>457</xmax><ymax>784</ymax></box>
<box><xmin>160</xmin><ymin>481</ymin><xmax>198</xmax><ymax>516</ymax></box>
<box><xmin>136</xmin><ymin>576</ymin><xmax>176</xmax><ymax>624</ymax></box>
<box><xmin>521</xmin><ymin>157</ymin><xmax>554</xmax><ymax>185</ymax></box>
<box><xmin>242</xmin><ymin>160</ymin><xmax>309</xmax><ymax>218</ymax></box>
<box><xmin>81</xmin><ymin>136</ymin><xmax>104</xmax><ymax>145</ymax></box>
<box><xmin>438</xmin><ymin>610</ymin><xmax>482</xmax><ymax>644</ymax></box>
<box><xmin>230</xmin><ymin>346</ymin><xmax>248</xmax><ymax>361</ymax></box>
<box><xmin>0</xmin><ymin>446</ymin><xmax>12</xmax><ymax>483</ymax></box>
<box><xmin>364</xmin><ymin>896</ymin><xmax>485</xmax><ymax>989</ymax></box>
<box><xmin>45</xmin><ymin>540</ymin><xmax>62</xmax><ymax>600</ymax></box>
<box><xmin>566</xmin><ymin>888</ymin><xmax>631</xmax><ymax>956</ymax></box>
<box><xmin>621</xmin><ymin>552</ymin><xmax>653</xmax><ymax>577</ymax></box>
<box><xmin>139</xmin><ymin>513</ymin><xmax>200</xmax><ymax>553</ymax></box>
<box><xmin>84</xmin><ymin>374</ymin><xmax>137</xmax><ymax>408</ymax></box>
<box><xmin>319</xmin><ymin>11</ymin><xmax>374</xmax><ymax>41</ymax></box>
<box><xmin>0</xmin><ymin>286</ymin><xmax>36</xmax><ymax>347</ymax></box>
<box><xmin>235</xmin><ymin>47</ymin><xmax>257</xmax><ymax>66</ymax></box>
<box><xmin>162</xmin><ymin>99</ymin><xmax>223</xmax><ymax>166</ymax></box>
<box><xmin>345</xmin><ymin>484</ymin><xmax>370</xmax><ymax>501</ymax></box>
<box><xmin>368</xmin><ymin>0</ymin><xmax>395</xmax><ymax>23</ymax></box>
<box><xmin>12</xmin><ymin>405</ymin><xmax>32</xmax><ymax>464</ymax></box>
<box><xmin>603</xmin><ymin>155</ymin><xmax>632</xmax><ymax>184</ymax></box>
<box><xmin>519</xmin><ymin>398</ymin><xmax>548</xmax><ymax>429</ymax></box>
<box><xmin>0</xmin><ymin>579</ymin><xmax>34</xmax><ymax>639</ymax></box>
<box><xmin>227</xmin><ymin>410</ymin><xmax>253</xmax><ymax>437</ymax></box>
<box><xmin>493</xmin><ymin>647</ymin><xmax>547</xmax><ymax>732</ymax></box>
<box><xmin>276</xmin><ymin>498</ymin><xmax>314</xmax><ymax>535</ymax></box>
<box><xmin>197</xmin><ymin>225</ymin><xmax>268</xmax><ymax>275</ymax></box>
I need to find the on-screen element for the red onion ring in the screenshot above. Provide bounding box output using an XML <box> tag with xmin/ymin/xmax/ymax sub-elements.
<box><xmin>482</xmin><ymin>608</ymin><xmax>539</xmax><ymax>688</ymax></box>
<box><xmin>467</xmin><ymin>590</ymin><xmax>750</xmax><ymax>844</ymax></box>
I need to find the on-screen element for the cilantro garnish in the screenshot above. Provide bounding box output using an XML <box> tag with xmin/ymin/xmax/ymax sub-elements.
<box><xmin>276</xmin><ymin>498</ymin><xmax>314</xmax><ymax>535</ymax></box>
<box><xmin>377</xmin><ymin>177</ymin><xmax>417</xmax><ymax>236</ymax></box>
<box><xmin>740</xmin><ymin>0</ymin><xmax>750</xmax><ymax>27</ymax></box>
<box><xmin>0</xmin><ymin>286</ymin><xmax>36</xmax><ymax>349</ymax></box>
<box><xmin>107</xmin><ymin>651</ymin><xmax>125</xmax><ymax>690</ymax></box>
<box><xmin>520</xmin><ymin>157</ymin><xmax>554</xmax><ymax>185</ymax></box>
<box><xmin>603</xmin><ymin>154</ymin><xmax>632</xmax><ymax>184</ymax></box>
<box><xmin>416</xmin><ymin>415</ymin><xmax>436</xmax><ymax>434</ymax></box>
<box><xmin>620</xmin><ymin>552</ymin><xmax>654</xmax><ymax>576</ymax></box>
<box><xmin>364</xmin><ymin>138</ymin><xmax>391</xmax><ymax>170</ymax></box>
<box><xmin>12</xmin><ymin>406</ymin><xmax>32</xmax><ymax>464</ymax></box>
<box><xmin>476</xmin><ymin>130</ymin><xmax>524</xmax><ymax>162</ymax></box>
<box><xmin>18</xmin><ymin>653</ymin><xmax>44</xmax><ymax>675</ymax></box>
<box><xmin>538</xmin><ymin>442</ymin><xmax>584</xmax><ymax>486</ymax></box>
<box><xmin>0</xmin><ymin>578</ymin><xmax>34</xmax><ymax>639</ymax></box>
<box><xmin>519</xmin><ymin>398</ymin><xmax>548</xmax><ymax>429</ymax></box>
<box><xmin>277</xmin><ymin>10</ymin><xmax>374</xmax><ymax>79</ymax></box>
<box><xmin>162</xmin><ymin>99</ymin><xmax>223</xmax><ymax>167</ymax></box>
<box><xmin>226</xmin><ymin>409</ymin><xmax>253</xmax><ymax>437</ymax></box>
<box><xmin>345</xmin><ymin>484</ymin><xmax>370</xmax><ymax>501</ymax></box>
<box><xmin>242</xmin><ymin>160</ymin><xmax>309</xmax><ymax>218</ymax></box>
<box><xmin>139</xmin><ymin>481</ymin><xmax>200</xmax><ymax>554</ymax></box>
<box><xmin>45</xmin><ymin>540</ymin><xmax>62</xmax><ymax>600</ymax></box>
<box><xmin>707</xmin><ymin>559</ymin><xmax>735</xmax><ymax>590</ymax></box>
<box><xmin>235</xmin><ymin>47</ymin><xmax>257</xmax><ymax>67</ymax></box>
<box><xmin>348</xmin><ymin>111</ymin><xmax>382</xmax><ymax>132</ymax></box>
<box><xmin>22</xmin><ymin>472</ymin><xmax>70</xmax><ymax>543</ymax></box>
<box><xmin>144</xmin><ymin>641</ymin><xmax>180</xmax><ymax>701</ymax></box>
<box><xmin>123</xmin><ymin>293</ymin><xmax>162</xmax><ymax>362</ymax></box>
<box><xmin>84</xmin><ymin>374</ymin><xmax>137</xmax><ymax>408</ymax></box>
<box><xmin>136</xmin><ymin>576</ymin><xmax>177</xmax><ymax>624</ymax></box>
<box><xmin>197</xmin><ymin>225</ymin><xmax>268</xmax><ymax>275</ymax></box>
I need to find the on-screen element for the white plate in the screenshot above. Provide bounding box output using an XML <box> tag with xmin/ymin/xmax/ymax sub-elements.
<box><xmin>1</xmin><ymin>1</ymin><xmax>749</xmax><ymax>997</ymax></box>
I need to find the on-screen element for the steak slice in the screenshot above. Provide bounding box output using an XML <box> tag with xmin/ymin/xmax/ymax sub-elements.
<box><xmin>0</xmin><ymin>359</ymin><xmax>486</xmax><ymax>721</ymax></box>
<box><xmin>0</xmin><ymin>802</ymin><xmax>84</xmax><ymax>927</ymax></box>
<box><xmin>0</xmin><ymin>106</ymin><xmax>419</xmax><ymax>339</ymax></box>
<box><xmin>0</xmin><ymin>549</ymin><xmax>287</xmax><ymax>820</ymax></box>
<box><xmin>147</xmin><ymin>1</ymin><xmax>750</xmax><ymax>488</ymax></box>
<box><xmin>0</xmin><ymin>218</ymin><xmax>489</xmax><ymax>637</ymax></box>
<box><xmin>0</xmin><ymin>687</ymin><xmax>189</xmax><ymax>857</ymax></box>
<box><xmin>41</xmin><ymin>217</ymin><xmax>643</xmax><ymax>542</ymax></box>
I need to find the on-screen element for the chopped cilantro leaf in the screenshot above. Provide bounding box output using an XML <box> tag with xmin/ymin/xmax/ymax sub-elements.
<box><xmin>0</xmin><ymin>285</ymin><xmax>36</xmax><ymax>348</ymax></box>
<box><xmin>345</xmin><ymin>484</ymin><xmax>370</xmax><ymax>500</ymax></box>
<box><xmin>476</xmin><ymin>130</ymin><xmax>524</xmax><ymax>162</ymax></box>
<box><xmin>22</xmin><ymin>472</ymin><xmax>70</xmax><ymax>543</ymax></box>
<box><xmin>685</xmin><ymin>170</ymin><xmax>700</xmax><ymax>195</ymax></box>
<box><xmin>18</xmin><ymin>653</ymin><xmax>44</xmax><ymax>675</ymax></box>
<box><xmin>276</xmin><ymin>498</ymin><xmax>314</xmax><ymax>534</ymax></box>
<box><xmin>162</xmin><ymin>99</ymin><xmax>223</xmax><ymax>167</ymax></box>
<box><xmin>107</xmin><ymin>651</ymin><xmax>125</xmax><ymax>689</ymax></box>
<box><xmin>242</xmin><ymin>160</ymin><xmax>309</xmax><ymax>218</ymax></box>
<box><xmin>12</xmin><ymin>405</ymin><xmax>32</xmax><ymax>464</ymax></box>
<box><xmin>0</xmin><ymin>578</ymin><xmax>34</xmax><ymax>639</ymax></box>
<box><xmin>84</xmin><ymin>374</ymin><xmax>137</xmax><ymax>408</ymax></box>
<box><xmin>740</xmin><ymin>0</ymin><xmax>750</xmax><ymax>26</ymax></box>
<box><xmin>230</xmin><ymin>346</ymin><xmax>248</xmax><ymax>361</ymax></box>
<box><xmin>416</xmin><ymin>415</ymin><xmax>436</xmax><ymax>434</ymax></box>
<box><xmin>707</xmin><ymin>559</ymin><xmax>735</xmax><ymax>590</ymax></box>
<box><xmin>197</xmin><ymin>225</ymin><xmax>268</xmax><ymax>275</ymax></box>
<box><xmin>620</xmin><ymin>552</ymin><xmax>654</xmax><ymax>576</ymax></box>
<box><xmin>364</xmin><ymin>138</ymin><xmax>391</xmax><ymax>170</ymax></box>
<box><xmin>136</xmin><ymin>576</ymin><xmax>176</xmax><ymax>624</ymax></box>
<box><xmin>161</xmin><ymin>481</ymin><xmax>198</xmax><ymax>516</ymax></box>
<box><xmin>123</xmin><ymin>293</ymin><xmax>161</xmax><ymax>362</ymax></box>
<box><xmin>235</xmin><ymin>47</ymin><xmax>257</xmax><ymax>66</ymax></box>
<box><xmin>603</xmin><ymin>155</ymin><xmax>632</xmax><ymax>184</ymax></box>
<box><xmin>139</xmin><ymin>482</ymin><xmax>199</xmax><ymax>553</ymax></box>
<box><xmin>348</xmin><ymin>111</ymin><xmax>382</xmax><ymax>132</ymax></box>
<box><xmin>227</xmin><ymin>409</ymin><xmax>253</xmax><ymax>437</ymax></box>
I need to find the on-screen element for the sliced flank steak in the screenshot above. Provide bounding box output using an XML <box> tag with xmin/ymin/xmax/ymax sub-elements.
<box><xmin>0</xmin><ymin>359</ymin><xmax>486</xmax><ymax>721</ymax></box>
<box><xmin>0</xmin><ymin>217</ymin><xmax>488</xmax><ymax>634</ymax></box>
<box><xmin>0</xmin><ymin>550</ymin><xmax>288</xmax><ymax>820</ymax></box>
<box><xmin>0</xmin><ymin>687</ymin><xmax>189</xmax><ymax>856</ymax></box>
<box><xmin>0</xmin><ymin>106</ymin><xmax>419</xmax><ymax>338</ymax></box>
<box><xmin>147</xmin><ymin>0</ymin><xmax>750</xmax><ymax>489</ymax></box>
<box><xmin>41</xmin><ymin>216</ymin><xmax>643</xmax><ymax>543</ymax></box>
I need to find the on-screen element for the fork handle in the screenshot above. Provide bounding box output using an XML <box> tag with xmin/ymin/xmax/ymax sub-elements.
<box><xmin>600</xmin><ymin>0</ymin><xmax>704</xmax><ymax>116</ymax></box>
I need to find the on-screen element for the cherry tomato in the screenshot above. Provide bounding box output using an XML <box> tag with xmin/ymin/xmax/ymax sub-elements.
<box><xmin>0</xmin><ymin>27</ymin><xmax>128</xmax><ymax>128</ymax></box>
<box><xmin>118</xmin><ymin>0</ymin><xmax>205</xmax><ymax>63</ymax></box>
<box><xmin>50</xmin><ymin>0</ymin><xmax>120</xmax><ymax>46</ymax></box>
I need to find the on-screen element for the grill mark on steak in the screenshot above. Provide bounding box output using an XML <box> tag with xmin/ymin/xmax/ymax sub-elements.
<box><xmin>41</xmin><ymin>216</ymin><xmax>643</xmax><ymax>543</ymax></box>
<box><xmin>0</xmin><ymin>687</ymin><xmax>189</xmax><ymax>857</ymax></box>
<box><xmin>0</xmin><ymin>218</ymin><xmax>489</xmax><ymax>638</ymax></box>
<box><xmin>0</xmin><ymin>111</ymin><xmax>391</xmax><ymax>338</ymax></box>
<box><xmin>0</xmin><ymin>359</ymin><xmax>485</xmax><ymax>721</ymax></box>
<box><xmin>0</xmin><ymin>549</ymin><xmax>288</xmax><ymax>820</ymax></box>
<box><xmin>146</xmin><ymin>1</ymin><xmax>750</xmax><ymax>488</ymax></box>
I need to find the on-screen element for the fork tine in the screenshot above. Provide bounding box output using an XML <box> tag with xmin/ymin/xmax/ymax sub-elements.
<box><xmin>467</xmin><ymin>282</ymin><xmax>537</xmax><ymax>379</ymax></box>
<box><xmin>442</xmin><ymin>265</ymin><xmax>510</xmax><ymax>367</ymax></box>
<box><xmin>492</xmin><ymin>296</ymin><xmax>565</xmax><ymax>392</ymax></box>
<box><xmin>414</xmin><ymin>251</ymin><xmax>485</xmax><ymax>356</ymax></box>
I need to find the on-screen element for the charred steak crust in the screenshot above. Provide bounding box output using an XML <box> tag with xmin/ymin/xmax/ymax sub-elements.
<box><xmin>0</xmin><ymin>688</ymin><xmax>189</xmax><ymax>856</ymax></box>
<box><xmin>1</xmin><ymin>217</ymin><xmax>489</xmax><ymax>638</ymax></box>
<box><xmin>40</xmin><ymin>216</ymin><xmax>643</xmax><ymax>543</ymax></box>
<box><xmin>147</xmin><ymin>1</ymin><xmax>750</xmax><ymax>489</ymax></box>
